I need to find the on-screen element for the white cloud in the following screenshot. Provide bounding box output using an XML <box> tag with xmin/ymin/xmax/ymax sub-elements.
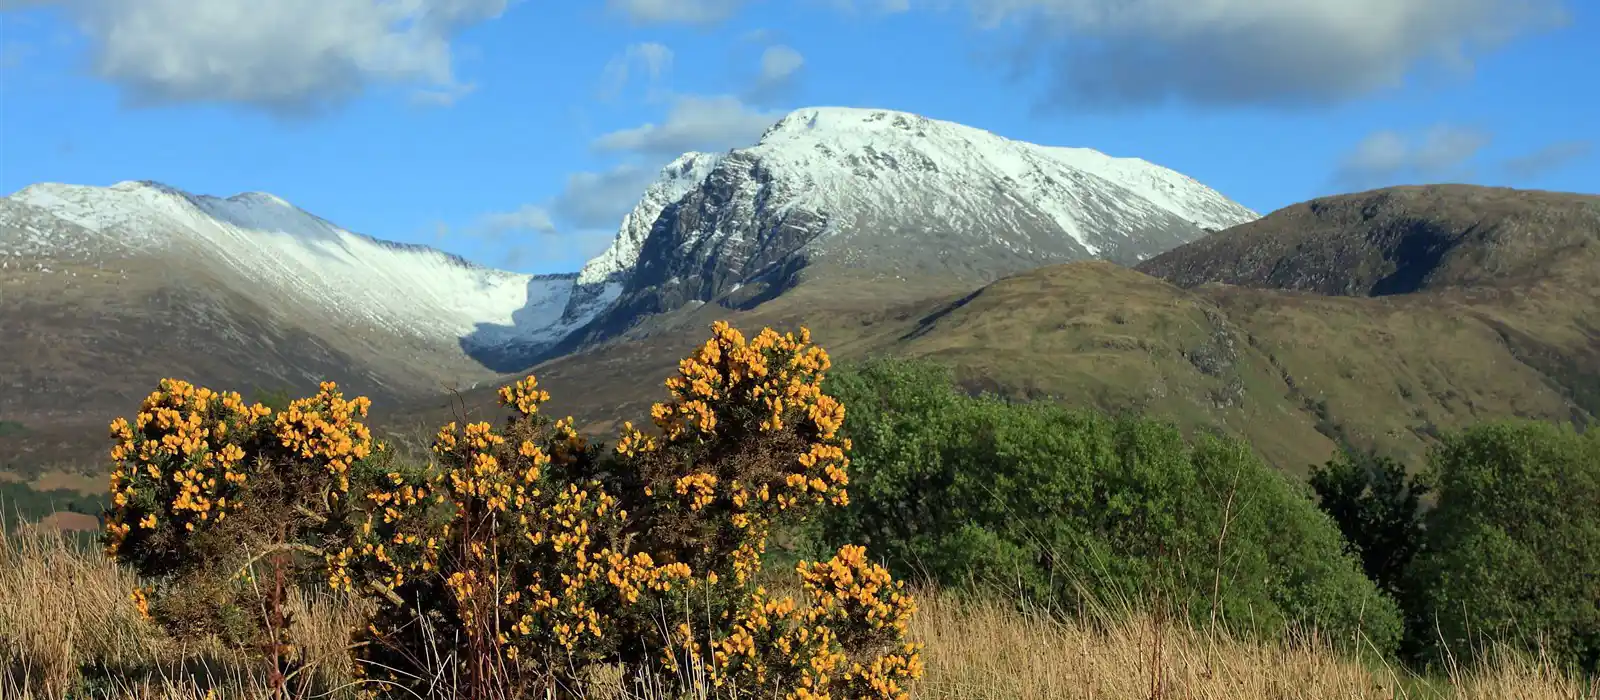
<box><xmin>465</xmin><ymin>163</ymin><xmax>662</xmax><ymax>266</ymax></box>
<box><xmin>1336</xmin><ymin>124</ymin><xmax>1491</xmax><ymax>186</ymax></box>
<box><xmin>605</xmin><ymin>0</ymin><xmax>747</xmax><ymax>25</ymax></box>
<box><xmin>758</xmin><ymin>44</ymin><xmax>805</xmax><ymax>87</ymax></box>
<box><xmin>499</xmin><ymin>229</ymin><xmax>617</xmax><ymax>270</ymax></box>
<box><xmin>823</xmin><ymin>0</ymin><xmax>916</xmax><ymax>13</ymax></box>
<box><xmin>593</xmin><ymin>94</ymin><xmax>783</xmax><ymax>156</ymax></box>
<box><xmin>411</xmin><ymin>81</ymin><xmax>479</xmax><ymax>107</ymax></box>
<box><xmin>477</xmin><ymin>205</ymin><xmax>558</xmax><ymax>236</ymax></box>
<box><xmin>25</xmin><ymin>0</ymin><xmax>509</xmax><ymax>112</ymax></box>
<box><xmin>459</xmin><ymin>206</ymin><xmax>629</xmax><ymax>271</ymax></box>
<box><xmin>550</xmin><ymin>165</ymin><xmax>660</xmax><ymax>228</ymax></box>
<box><xmin>597</xmin><ymin>42</ymin><xmax>675</xmax><ymax>101</ymax></box>
<box><xmin>595</xmin><ymin>0</ymin><xmax>1564</xmax><ymax>108</ymax></box>
<box><xmin>739</xmin><ymin>28</ymin><xmax>775</xmax><ymax>43</ymax></box>
<box><xmin>972</xmin><ymin>0</ymin><xmax>1568</xmax><ymax>107</ymax></box>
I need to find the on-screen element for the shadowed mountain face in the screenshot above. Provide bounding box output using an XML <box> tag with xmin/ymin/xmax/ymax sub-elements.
<box><xmin>401</xmin><ymin>185</ymin><xmax>1598</xmax><ymax>477</ymax></box>
<box><xmin>1136</xmin><ymin>185</ymin><xmax>1600</xmax><ymax>296</ymax></box>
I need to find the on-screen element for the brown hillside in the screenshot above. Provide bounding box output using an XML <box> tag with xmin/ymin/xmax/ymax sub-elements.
<box><xmin>1136</xmin><ymin>185</ymin><xmax>1600</xmax><ymax>296</ymax></box>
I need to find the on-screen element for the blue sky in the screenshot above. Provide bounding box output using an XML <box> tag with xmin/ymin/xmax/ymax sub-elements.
<box><xmin>1</xmin><ymin>0</ymin><xmax>1595</xmax><ymax>275</ymax></box>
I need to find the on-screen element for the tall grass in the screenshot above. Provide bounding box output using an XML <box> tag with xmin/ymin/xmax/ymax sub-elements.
<box><xmin>2</xmin><ymin>516</ymin><xmax>1592</xmax><ymax>700</ymax></box>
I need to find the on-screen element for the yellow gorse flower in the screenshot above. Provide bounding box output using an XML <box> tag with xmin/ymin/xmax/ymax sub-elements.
<box><xmin>102</xmin><ymin>379</ymin><xmax>287</xmax><ymax>555</ymax></box>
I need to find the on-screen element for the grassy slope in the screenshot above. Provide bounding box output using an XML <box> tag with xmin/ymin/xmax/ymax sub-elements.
<box><xmin>876</xmin><ymin>262</ymin><xmax>1587</xmax><ymax>473</ymax></box>
<box><xmin>0</xmin><ymin>257</ymin><xmax>507</xmax><ymax>473</ymax></box>
<box><xmin>1136</xmin><ymin>185</ymin><xmax>1600</xmax><ymax>297</ymax></box>
<box><xmin>390</xmin><ymin>256</ymin><xmax>1589</xmax><ymax>476</ymax></box>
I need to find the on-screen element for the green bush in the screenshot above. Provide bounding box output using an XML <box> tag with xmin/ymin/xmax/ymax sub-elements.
<box><xmin>813</xmin><ymin>357</ymin><xmax>1403</xmax><ymax>655</ymax></box>
<box><xmin>1308</xmin><ymin>448</ymin><xmax>1429</xmax><ymax>601</ymax></box>
<box><xmin>1408</xmin><ymin>420</ymin><xmax>1600</xmax><ymax>674</ymax></box>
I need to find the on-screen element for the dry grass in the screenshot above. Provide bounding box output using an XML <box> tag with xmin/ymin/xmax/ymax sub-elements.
<box><xmin>2</xmin><ymin>519</ymin><xmax>1592</xmax><ymax>700</ymax></box>
<box><xmin>907</xmin><ymin>595</ymin><xmax>1591</xmax><ymax>700</ymax></box>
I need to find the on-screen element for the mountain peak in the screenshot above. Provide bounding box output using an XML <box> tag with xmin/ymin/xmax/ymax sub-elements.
<box><xmin>2</xmin><ymin>177</ymin><xmax>621</xmax><ymax>374</ymax></box>
<box><xmin>761</xmin><ymin>107</ymin><xmax>936</xmax><ymax>138</ymax></box>
<box><xmin>109</xmin><ymin>179</ymin><xmax>188</xmax><ymax>195</ymax></box>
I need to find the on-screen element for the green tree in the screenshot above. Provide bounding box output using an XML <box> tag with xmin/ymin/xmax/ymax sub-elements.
<box><xmin>1308</xmin><ymin>448</ymin><xmax>1429</xmax><ymax>599</ymax></box>
<box><xmin>814</xmin><ymin>357</ymin><xmax>1403</xmax><ymax>655</ymax></box>
<box><xmin>1407</xmin><ymin>421</ymin><xmax>1600</xmax><ymax>674</ymax></box>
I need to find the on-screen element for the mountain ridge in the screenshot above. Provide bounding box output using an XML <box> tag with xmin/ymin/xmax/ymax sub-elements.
<box><xmin>1137</xmin><ymin>184</ymin><xmax>1600</xmax><ymax>297</ymax></box>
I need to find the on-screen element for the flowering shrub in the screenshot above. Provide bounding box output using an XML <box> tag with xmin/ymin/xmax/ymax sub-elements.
<box><xmin>607</xmin><ymin>323</ymin><xmax>923</xmax><ymax>697</ymax></box>
<box><xmin>664</xmin><ymin>544</ymin><xmax>922</xmax><ymax>699</ymax></box>
<box><xmin>345</xmin><ymin>376</ymin><xmax>698</xmax><ymax>696</ymax></box>
<box><xmin>101</xmin><ymin>322</ymin><xmax>921</xmax><ymax>699</ymax></box>
<box><xmin>102</xmin><ymin>379</ymin><xmax>375</xmax><ymax>685</ymax></box>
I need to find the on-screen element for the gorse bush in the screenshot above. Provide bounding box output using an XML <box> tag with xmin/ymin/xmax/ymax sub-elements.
<box><xmin>813</xmin><ymin>357</ymin><xmax>1403</xmax><ymax>656</ymax></box>
<box><xmin>103</xmin><ymin>379</ymin><xmax>374</xmax><ymax>685</ymax></box>
<box><xmin>100</xmin><ymin>322</ymin><xmax>922</xmax><ymax>700</ymax></box>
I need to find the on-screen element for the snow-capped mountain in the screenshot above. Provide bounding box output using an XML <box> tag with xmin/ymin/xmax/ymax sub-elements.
<box><xmin>1</xmin><ymin>106</ymin><xmax>1258</xmax><ymax>395</ymax></box>
<box><xmin>579</xmin><ymin>106</ymin><xmax>1258</xmax><ymax>336</ymax></box>
<box><xmin>1</xmin><ymin>180</ymin><xmax>599</xmax><ymax>362</ymax></box>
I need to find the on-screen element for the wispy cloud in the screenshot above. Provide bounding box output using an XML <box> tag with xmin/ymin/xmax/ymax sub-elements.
<box><xmin>597</xmin><ymin>42</ymin><xmax>675</xmax><ymax>101</ymax></box>
<box><xmin>593</xmin><ymin>94</ymin><xmax>783</xmax><ymax>157</ymax></box>
<box><xmin>1502</xmin><ymin>140</ymin><xmax>1593</xmax><ymax>180</ymax></box>
<box><xmin>605</xmin><ymin>0</ymin><xmax>745</xmax><ymax>25</ymax></box>
<box><xmin>1335</xmin><ymin>124</ymin><xmax>1492</xmax><ymax>188</ymax></box>
<box><xmin>978</xmin><ymin>0</ymin><xmax>1569</xmax><ymax>109</ymax></box>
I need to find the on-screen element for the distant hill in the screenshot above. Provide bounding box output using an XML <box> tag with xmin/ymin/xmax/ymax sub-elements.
<box><xmin>1135</xmin><ymin>184</ymin><xmax>1600</xmax><ymax>296</ymax></box>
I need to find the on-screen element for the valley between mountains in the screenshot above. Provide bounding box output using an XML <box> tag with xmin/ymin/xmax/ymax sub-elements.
<box><xmin>2</xmin><ymin>106</ymin><xmax>1595</xmax><ymax>483</ymax></box>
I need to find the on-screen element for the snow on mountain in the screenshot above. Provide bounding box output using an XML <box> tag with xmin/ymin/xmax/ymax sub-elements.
<box><xmin>743</xmin><ymin>106</ymin><xmax>1258</xmax><ymax>253</ymax></box>
<box><xmin>1</xmin><ymin>181</ymin><xmax>596</xmax><ymax>355</ymax></box>
<box><xmin>1035</xmin><ymin>146</ymin><xmax>1258</xmax><ymax>232</ymax></box>
<box><xmin>1</xmin><ymin>106</ymin><xmax>1260</xmax><ymax>371</ymax></box>
<box><xmin>583</xmin><ymin>106</ymin><xmax>1260</xmax><ymax>334</ymax></box>
<box><xmin>554</xmin><ymin>152</ymin><xmax>724</xmax><ymax>329</ymax></box>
